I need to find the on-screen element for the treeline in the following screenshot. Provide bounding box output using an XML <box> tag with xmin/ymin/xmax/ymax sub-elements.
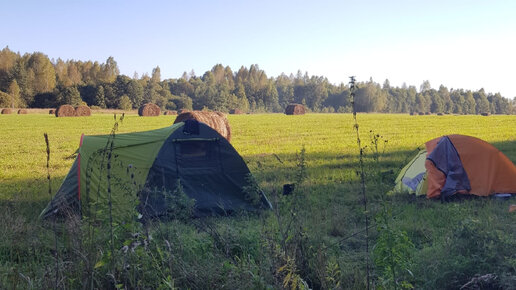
<box><xmin>0</xmin><ymin>46</ymin><xmax>513</xmax><ymax>114</ymax></box>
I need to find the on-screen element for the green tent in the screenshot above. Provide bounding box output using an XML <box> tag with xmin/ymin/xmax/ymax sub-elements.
<box><xmin>41</xmin><ymin>120</ymin><xmax>271</xmax><ymax>221</ymax></box>
<box><xmin>392</xmin><ymin>149</ymin><xmax>428</xmax><ymax>196</ymax></box>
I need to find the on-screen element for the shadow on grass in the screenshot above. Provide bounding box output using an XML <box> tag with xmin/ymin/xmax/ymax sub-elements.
<box><xmin>4</xmin><ymin>137</ymin><xmax>516</xmax><ymax>224</ymax></box>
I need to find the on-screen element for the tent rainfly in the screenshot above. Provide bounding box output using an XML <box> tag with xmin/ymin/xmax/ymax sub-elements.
<box><xmin>393</xmin><ymin>134</ymin><xmax>516</xmax><ymax>199</ymax></box>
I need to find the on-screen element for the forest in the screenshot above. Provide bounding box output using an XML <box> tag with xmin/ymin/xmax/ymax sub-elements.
<box><xmin>0</xmin><ymin>46</ymin><xmax>513</xmax><ymax>114</ymax></box>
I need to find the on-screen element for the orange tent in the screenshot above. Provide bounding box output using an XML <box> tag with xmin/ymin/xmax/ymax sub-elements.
<box><xmin>425</xmin><ymin>135</ymin><xmax>516</xmax><ymax>198</ymax></box>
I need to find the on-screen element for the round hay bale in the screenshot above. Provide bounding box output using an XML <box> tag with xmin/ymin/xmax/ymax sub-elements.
<box><xmin>163</xmin><ymin>110</ymin><xmax>177</xmax><ymax>115</ymax></box>
<box><xmin>138</xmin><ymin>103</ymin><xmax>161</xmax><ymax>116</ymax></box>
<box><xmin>418</xmin><ymin>112</ymin><xmax>424</xmax><ymax>115</ymax></box>
<box><xmin>481</xmin><ymin>112</ymin><xmax>490</xmax><ymax>116</ymax></box>
<box><xmin>49</xmin><ymin>109</ymin><xmax>56</xmax><ymax>114</ymax></box>
<box><xmin>229</xmin><ymin>109</ymin><xmax>244</xmax><ymax>114</ymax></box>
<box><xmin>174</xmin><ymin>110</ymin><xmax>231</xmax><ymax>141</ymax></box>
<box><xmin>437</xmin><ymin>112</ymin><xmax>443</xmax><ymax>116</ymax></box>
<box><xmin>285</xmin><ymin>104</ymin><xmax>306</xmax><ymax>115</ymax></box>
<box><xmin>425</xmin><ymin>112</ymin><xmax>431</xmax><ymax>115</ymax></box>
<box><xmin>409</xmin><ymin>112</ymin><xmax>415</xmax><ymax>115</ymax></box>
<box><xmin>55</xmin><ymin>105</ymin><xmax>76</xmax><ymax>117</ymax></box>
<box><xmin>75</xmin><ymin>105</ymin><xmax>91</xmax><ymax>117</ymax></box>
<box><xmin>1</xmin><ymin>108</ymin><xmax>12</xmax><ymax>114</ymax></box>
<box><xmin>17</xmin><ymin>109</ymin><xmax>28</xmax><ymax>114</ymax></box>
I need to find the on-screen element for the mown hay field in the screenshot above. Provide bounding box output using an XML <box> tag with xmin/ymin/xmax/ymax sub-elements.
<box><xmin>1</xmin><ymin>112</ymin><xmax>515</xmax><ymax>289</ymax></box>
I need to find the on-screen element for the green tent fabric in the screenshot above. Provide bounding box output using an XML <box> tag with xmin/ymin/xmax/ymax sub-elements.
<box><xmin>41</xmin><ymin>157</ymin><xmax>81</xmax><ymax>217</ymax></box>
<box><xmin>41</xmin><ymin>121</ymin><xmax>271</xmax><ymax>221</ymax></box>
<box><xmin>392</xmin><ymin>149</ymin><xmax>428</xmax><ymax>196</ymax></box>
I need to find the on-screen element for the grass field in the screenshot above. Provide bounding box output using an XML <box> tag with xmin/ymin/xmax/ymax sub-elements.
<box><xmin>1</xmin><ymin>113</ymin><xmax>516</xmax><ymax>289</ymax></box>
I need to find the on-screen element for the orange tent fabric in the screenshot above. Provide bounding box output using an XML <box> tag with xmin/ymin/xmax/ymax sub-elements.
<box><xmin>425</xmin><ymin>135</ymin><xmax>516</xmax><ymax>198</ymax></box>
<box><xmin>425</xmin><ymin>159</ymin><xmax>446</xmax><ymax>199</ymax></box>
<box><xmin>425</xmin><ymin>137</ymin><xmax>445</xmax><ymax>198</ymax></box>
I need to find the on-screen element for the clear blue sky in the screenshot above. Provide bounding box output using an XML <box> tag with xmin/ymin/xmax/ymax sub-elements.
<box><xmin>2</xmin><ymin>0</ymin><xmax>515</xmax><ymax>97</ymax></box>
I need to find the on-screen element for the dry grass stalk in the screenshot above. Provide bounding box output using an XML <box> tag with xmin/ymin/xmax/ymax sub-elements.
<box><xmin>138</xmin><ymin>103</ymin><xmax>161</xmax><ymax>116</ymax></box>
<box><xmin>174</xmin><ymin>110</ymin><xmax>231</xmax><ymax>141</ymax></box>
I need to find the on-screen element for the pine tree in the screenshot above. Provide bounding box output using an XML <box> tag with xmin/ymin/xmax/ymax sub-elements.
<box><xmin>94</xmin><ymin>86</ymin><xmax>106</xmax><ymax>108</ymax></box>
<box><xmin>56</xmin><ymin>86</ymin><xmax>82</xmax><ymax>106</ymax></box>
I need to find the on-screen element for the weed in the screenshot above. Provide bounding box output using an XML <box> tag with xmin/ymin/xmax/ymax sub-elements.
<box><xmin>350</xmin><ymin>76</ymin><xmax>371</xmax><ymax>289</ymax></box>
<box><xmin>242</xmin><ymin>173</ymin><xmax>263</xmax><ymax>207</ymax></box>
<box><xmin>43</xmin><ymin>132</ymin><xmax>60</xmax><ymax>289</ymax></box>
<box><xmin>373</xmin><ymin>207</ymin><xmax>415</xmax><ymax>289</ymax></box>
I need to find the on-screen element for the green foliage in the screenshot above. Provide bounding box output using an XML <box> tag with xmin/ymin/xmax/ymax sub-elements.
<box><xmin>117</xmin><ymin>94</ymin><xmax>132</xmax><ymax>110</ymax></box>
<box><xmin>324</xmin><ymin>258</ymin><xmax>342</xmax><ymax>289</ymax></box>
<box><xmin>373</xmin><ymin>207</ymin><xmax>415</xmax><ymax>289</ymax></box>
<box><xmin>464</xmin><ymin>91</ymin><xmax>477</xmax><ymax>114</ymax></box>
<box><xmin>412</xmin><ymin>214</ymin><xmax>516</xmax><ymax>289</ymax></box>
<box><xmin>126</xmin><ymin>79</ymin><xmax>144</xmax><ymax>108</ymax></box>
<box><xmin>100</xmin><ymin>56</ymin><xmax>119</xmax><ymax>83</ymax></box>
<box><xmin>294</xmin><ymin>146</ymin><xmax>307</xmax><ymax>185</ymax></box>
<box><xmin>7</xmin><ymin>80</ymin><xmax>21</xmax><ymax>108</ymax></box>
<box><xmin>94</xmin><ymin>85</ymin><xmax>106</xmax><ymax>108</ymax></box>
<box><xmin>27</xmin><ymin>52</ymin><xmax>56</xmax><ymax>95</ymax></box>
<box><xmin>55</xmin><ymin>86</ymin><xmax>82</xmax><ymax>106</ymax></box>
<box><xmin>0</xmin><ymin>90</ymin><xmax>12</xmax><ymax>107</ymax></box>
<box><xmin>165</xmin><ymin>180</ymin><xmax>195</xmax><ymax>222</ymax></box>
<box><xmin>277</xmin><ymin>256</ymin><xmax>310</xmax><ymax>289</ymax></box>
<box><xmin>355</xmin><ymin>79</ymin><xmax>388</xmax><ymax>112</ymax></box>
<box><xmin>168</xmin><ymin>93</ymin><xmax>193</xmax><ymax>110</ymax></box>
<box><xmin>0</xmin><ymin>46</ymin><xmax>514</xmax><ymax>114</ymax></box>
<box><xmin>242</xmin><ymin>173</ymin><xmax>264</xmax><ymax>207</ymax></box>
